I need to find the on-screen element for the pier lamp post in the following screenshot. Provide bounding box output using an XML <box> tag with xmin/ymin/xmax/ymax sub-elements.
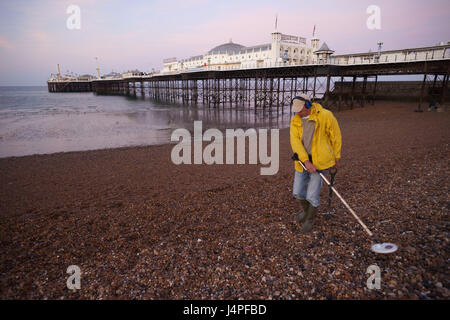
<box><xmin>95</xmin><ymin>57</ymin><xmax>101</xmax><ymax>79</ymax></box>
<box><xmin>375</xmin><ymin>41</ymin><xmax>383</xmax><ymax>63</ymax></box>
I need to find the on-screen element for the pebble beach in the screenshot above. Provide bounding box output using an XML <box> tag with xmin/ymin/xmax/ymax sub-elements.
<box><xmin>0</xmin><ymin>101</ymin><xmax>448</xmax><ymax>299</ymax></box>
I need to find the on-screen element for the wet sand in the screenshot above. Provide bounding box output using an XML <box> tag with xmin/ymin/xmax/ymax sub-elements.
<box><xmin>0</xmin><ymin>101</ymin><xmax>449</xmax><ymax>299</ymax></box>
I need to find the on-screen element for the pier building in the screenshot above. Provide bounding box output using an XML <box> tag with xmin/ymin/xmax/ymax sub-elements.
<box><xmin>162</xmin><ymin>30</ymin><xmax>320</xmax><ymax>73</ymax></box>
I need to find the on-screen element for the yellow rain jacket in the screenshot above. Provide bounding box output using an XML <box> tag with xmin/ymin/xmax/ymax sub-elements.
<box><xmin>290</xmin><ymin>102</ymin><xmax>342</xmax><ymax>172</ymax></box>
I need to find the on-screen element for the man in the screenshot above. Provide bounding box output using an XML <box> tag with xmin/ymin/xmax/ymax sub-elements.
<box><xmin>290</xmin><ymin>94</ymin><xmax>342</xmax><ymax>233</ymax></box>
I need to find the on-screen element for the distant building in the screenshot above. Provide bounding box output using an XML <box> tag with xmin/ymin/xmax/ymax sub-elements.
<box><xmin>77</xmin><ymin>74</ymin><xmax>95</xmax><ymax>81</ymax></box>
<box><xmin>101</xmin><ymin>71</ymin><xmax>121</xmax><ymax>80</ymax></box>
<box><xmin>121</xmin><ymin>70</ymin><xmax>144</xmax><ymax>78</ymax></box>
<box><xmin>161</xmin><ymin>30</ymin><xmax>321</xmax><ymax>73</ymax></box>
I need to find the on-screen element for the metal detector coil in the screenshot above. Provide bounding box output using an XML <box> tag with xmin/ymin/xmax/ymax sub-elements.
<box><xmin>371</xmin><ymin>243</ymin><xmax>398</xmax><ymax>254</ymax></box>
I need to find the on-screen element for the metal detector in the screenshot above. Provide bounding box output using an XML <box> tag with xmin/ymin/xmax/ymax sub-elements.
<box><xmin>292</xmin><ymin>153</ymin><xmax>398</xmax><ymax>254</ymax></box>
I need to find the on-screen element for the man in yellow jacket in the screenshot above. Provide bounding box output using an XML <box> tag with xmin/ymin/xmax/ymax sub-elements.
<box><xmin>290</xmin><ymin>94</ymin><xmax>342</xmax><ymax>233</ymax></box>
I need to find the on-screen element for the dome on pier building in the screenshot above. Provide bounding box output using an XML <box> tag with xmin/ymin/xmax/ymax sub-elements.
<box><xmin>208</xmin><ymin>40</ymin><xmax>246</xmax><ymax>55</ymax></box>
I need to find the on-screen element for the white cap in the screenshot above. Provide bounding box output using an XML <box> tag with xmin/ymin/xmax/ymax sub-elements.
<box><xmin>292</xmin><ymin>94</ymin><xmax>311</xmax><ymax>113</ymax></box>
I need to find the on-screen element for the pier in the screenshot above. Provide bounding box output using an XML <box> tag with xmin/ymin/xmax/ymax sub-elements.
<box><xmin>47</xmin><ymin>80</ymin><xmax>92</xmax><ymax>92</ymax></box>
<box><xmin>48</xmin><ymin>59</ymin><xmax>450</xmax><ymax>112</ymax></box>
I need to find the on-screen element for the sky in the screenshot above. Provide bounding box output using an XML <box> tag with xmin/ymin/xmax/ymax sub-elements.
<box><xmin>0</xmin><ymin>0</ymin><xmax>449</xmax><ymax>85</ymax></box>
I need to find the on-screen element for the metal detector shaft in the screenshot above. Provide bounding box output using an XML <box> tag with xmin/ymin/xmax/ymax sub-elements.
<box><xmin>297</xmin><ymin>160</ymin><xmax>373</xmax><ymax>237</ymax></box>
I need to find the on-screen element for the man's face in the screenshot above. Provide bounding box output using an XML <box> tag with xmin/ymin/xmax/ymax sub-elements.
<box><xmin>297</xmin><ymin>106</ymin><xmax>310</xmax><ymax>118</ymax></box>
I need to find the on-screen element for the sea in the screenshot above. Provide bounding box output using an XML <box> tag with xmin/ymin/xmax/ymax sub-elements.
<box><xmin>0</xmin><ymin>86</ymin><xmax>292</xmax><ymax>158</ymax></box>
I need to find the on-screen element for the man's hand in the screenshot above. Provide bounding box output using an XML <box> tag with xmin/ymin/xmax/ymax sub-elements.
<box><xmin>304</xmin><ymin>160</ymin><xmax>316</xmax><ymax>173</ymax></box>
<box><xmin>333</xmin><ymin>160</ymin><xmax>339</xmax><ymax>170</ymax></box>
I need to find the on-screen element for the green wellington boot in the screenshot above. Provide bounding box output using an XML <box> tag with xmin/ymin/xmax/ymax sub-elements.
<box><xmin>301</xmin><ymin>205</ymin><xmax>318</xmax><ymax>233</ymax></box>
<box><xmin>294</xmin><ymin>199</ymin><xmax>310</xmax><ymax>223</ymax></box>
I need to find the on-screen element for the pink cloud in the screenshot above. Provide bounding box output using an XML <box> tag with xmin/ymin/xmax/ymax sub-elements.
<box><xmin>0</xmin><ymin>36</ymin><xmax>14</xmax><ymax>50</ymax></box>
<box><xmin>29</xmin><ymin>31</ymin><xmax>51</xmax><ymax>43</ymax></box>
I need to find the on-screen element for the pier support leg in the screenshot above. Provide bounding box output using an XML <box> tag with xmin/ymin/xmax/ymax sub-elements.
<box><xmin>313</xmin><ymin>74</ymin><xmax>317</xmax><ymax>99</ymax></box>
<box><xmin>439</xmin><ymin>74</ymin><xmax>448</xmax><ymax>107</ymax></box>
<box><xmin>372</xmin><ymin>75</ymin><xmax>378</xmax><ymax>106</ymax></box>
<box><xmin>416</xmin><ymin>74</ymin><xmax>427</xmax><ymax>112</ymax></box>
<box><xmin>361</xmin><ymin>76</ymin><xmax>367</xmax><ymax>107</ymax></box>
<box><xmin>254</xmin><ymin>77</ymin><xmax>258</xmax><ymax>112</ymax></box>
<box><xmin>350</xmin><ymin>76</ymin><xmax>356</xmax><ymax>109</ymax></box>
<box><xmin>276</xmin><ymin>77</ymin><xmax>281</xmax><ymax>111</ymax></box>
<box><xmin>325</xmin><ymin>75</ymin><xmax>331</xmax><ymax>106</ymax></box>
<box><xmin>338</xmin><ymin>76</ymin><xmax>343</xmax><ymax>111</ymax></box>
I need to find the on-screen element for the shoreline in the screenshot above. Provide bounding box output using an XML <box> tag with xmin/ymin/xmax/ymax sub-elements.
<box><xmin>0</xmin><ymin>99</ymin><xmax>435</xmax><ymax>161</ymax></box>
<box><xmin>0</xmin><ymin>139</ymin><xmax>180</xmax><ymax>161</ymax></box>
<box><xmin>0</xmin><ymin>126</ymin><xmax>289</xmax><ymax>161</ymax></box>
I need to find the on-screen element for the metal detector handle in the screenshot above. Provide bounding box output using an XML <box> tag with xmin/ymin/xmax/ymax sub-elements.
<box><xmin>371</xmin><ymin>236</ymin><xmax>381</xmax><ymax>243</ymax></box>
<box><xmin>291</xmin><ymin>153</ymin><xmax>374</xmax><ymax>237</ymax></box>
